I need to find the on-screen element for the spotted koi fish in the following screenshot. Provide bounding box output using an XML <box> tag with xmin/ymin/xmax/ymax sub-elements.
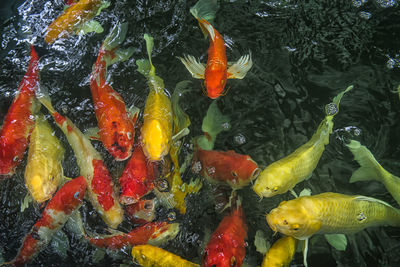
<box><xmin>0</xmin><ymin>45</ymin><xmax>39</xmax><ymax>176</ymax></box>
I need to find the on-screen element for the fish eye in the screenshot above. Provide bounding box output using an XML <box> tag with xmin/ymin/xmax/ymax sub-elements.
<box><xmin>13</xmin><ymin>156</ymin><xmax>18</xmax><ymax>162</ymax></box>
<box><xmin>231</xmin><ymin>171</ymin><xmax>238</xmax><ymax>177</ymax></box>
<box><xmin>127</xmin><ymin>132</ymin><xmax>132</xmax><ymax>140</ymax></box>
<box><xmin>273</xmin><ymin>186</ymin><xmax>278</xmax><ymax>192</ymax></box>
<box><xmin>292</xmin><ymin>223</ymin><xmax>300</xmax><ymax>231</ymax></box>
<box><xmin>230</xmin><ymin>256</ymin><xmax>237</xmax><ymax>266</ymax></box>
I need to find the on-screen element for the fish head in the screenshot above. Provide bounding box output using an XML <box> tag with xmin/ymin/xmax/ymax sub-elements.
<box><xmin>204</xmin><ymin>71</ymin><xmax>227</xmax><ymax>99</ymax></box>
<box><xmin>202</xmin><ymin>245</ymin><xmax>242</xmax><ymax>267</ymax></box>
<box><xmin>147</xmin><ymin>222</ymin><xmax>180</xmax><ymax>246</ymax></box>
<box><xmin>141</xmin><ymin>119</ymin><xmax>170</xmax><ymax>161</ymax></box>
<box><xmin>228</xmin><ymin>154</ymin><xmax>260</xmax><ymax>188</ymax></box>
<box><xmin>252</xmin><ymin>169</ymin><xmax>286</xmax><ymax>198</ymax></box>
<box><xmin>266</xmin><ymin>198</ymin><xmax>320</xmax><ymax>239</ymax></box>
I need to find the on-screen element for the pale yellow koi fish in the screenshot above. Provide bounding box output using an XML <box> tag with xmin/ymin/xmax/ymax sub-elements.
<box><xmin>25</xmin><ymin>113</ymin><xmax>64</xmax><ymax>203</ymax></box>
<box><xmin>266</xmin><ymin>192</ymin><xmax>400</xmax><ymax>240</ymax></box>
<box><xmin>253</xmin><ymin>85</ymin><xmax>353</xmax><ymax>198</ymax></box>
<box><xmin>347</xmin><ymin>139</ymin><xmax>400</xmax><ymax>206</ymax></box>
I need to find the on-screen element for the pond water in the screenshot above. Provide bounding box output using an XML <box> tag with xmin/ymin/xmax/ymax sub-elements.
<box><xmin>1</xmin><ymin>0</ymin><xmax>400</xmax><ymax>266</ymax></box>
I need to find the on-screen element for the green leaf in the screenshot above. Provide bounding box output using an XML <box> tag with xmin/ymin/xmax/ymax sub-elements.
<box><xmin>254</xmin><ymin>230</ymin><xmax>270</xmax><ymax>254</ymax></box>
<box><xmin>325</xmin><ymin>234</ymin><xmax>347</xmax><ymax>251</ymax></box>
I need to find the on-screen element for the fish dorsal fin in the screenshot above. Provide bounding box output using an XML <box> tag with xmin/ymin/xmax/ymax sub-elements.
<box><xmin>354</xmin><ymin>195</ymin><xmax>393</xmax><ymax>208</ymax></box>
<box><xmin>144</xmin><ymin>33</ymin><xmax>156</xmax><ymax>76</ymax></box>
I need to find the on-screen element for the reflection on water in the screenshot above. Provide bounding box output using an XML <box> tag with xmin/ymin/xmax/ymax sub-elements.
<box><xmin>1</xmin><ymin>0</ymin><xmax>400</xmax><ymax>266</ymax></box>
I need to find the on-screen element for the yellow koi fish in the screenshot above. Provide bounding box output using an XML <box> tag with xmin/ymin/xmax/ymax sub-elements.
<box><xmin>132</xmin><ymin>244</ymin><xmax>200</xmax><ymax>267</ymax></box>
<box><xmin>346</xmin><ymin>139</ymin><xmax>400</xmax><ymax>206</ymax></box>
<box><xmin>266</xmin><ymin>192</ymin><xmax>400</xmax><ymax>240</ymax></box>
<box><xmin>24</xmin><ymin>113</ymin><xmax>64</xmax><ymax>203</ymax></box>
<box><xmin>261</xmin><ymin>236</ymin><xmax>298</xmax><ymax>267</ymax></box>
<box><xmin>253</xmin><ymin>85</ymin><xmax>353</xmax><ymax>198</ymax></box>
<box><xmin>44</xmin><ymin>0</ymin><xmax>110</xmax><ymax>44</ymax></box>
<box><xmin>137</xmin><ymin>34</ymin><xmax>173</xmax><ymax>161</ymax></box>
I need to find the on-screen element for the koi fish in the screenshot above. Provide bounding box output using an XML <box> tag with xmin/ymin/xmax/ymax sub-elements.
<box><xmin>194</xmin><ymin>147</ymin><xmax>260</xmax><ymax>190</ymax></box>
<box><xmin>137</xmin><ymin>34</ymin><xmax>173</xmax><ymax>161</ymax></box>
<box><xmin>36</xmin><ymin>87</ymin><xmax>123</xmax><ymax>229</ymax></box>
<box><xmin>179</xmin><ymin>0</ymin><xmax>252</xmax><ymax>99</ymax></box>
<box><xmin>266</xmin><ymin>192</ymin><xmax>400</xmax><ymax>240</ymax></box>
<box><xmin>203</xmin><ymin>199</ymin><xmax>247</xmax><ymax>267</ymax></box>
<box><xmin>261</xmin><ymin>236</ymin><xmax>298</xmax><ymax>267</ymax></box>
<box><xmin>346</xmin><ymin>139</ymin><xmax>400</xmax><ymax>206</ymax></box>
<box><xmin>44</xmin><ymin>0</ymin><xmax>110</xmax><ymax>44</ymax></box>
<box><xmin>119</xmin><ymin>144</ymin><xmax>155</xmax><ymax>205</ymax></box>
<box><xmin>8</xmin><ymin>176</ymin><xmax>86</xmax><ymax>266</ymax></box>
<box><xmin>24</xmin><ymin>113</ymin><xmax>65</xmax><ymax>203</ymax></box>
<box><xmin>86</xmin><ymin>222</ymin><xmax>179</xmax><ymax>250</ymax></box>
<box><xmin>0</xmin><ymin>45</ymin><xmax>39</xmax><ymax>176</ymax></box>
<box><xmin>125</xmin><ymin>199</ymin><xmax>156</xmax><ymax>224</ymax></box>
<box><xmin>89</xmin><ymin>23</ymin><xmax>136</xmax><ymax>161</ymax></box>
<box><xmin>253</xmin><ymin>85</ymin><xmax>353</xmax><ymax>198</ymax></box>
<box><xmin>132</xmin><ymin>244</ymin><xmax>200</xmax><ymax>267</ymax></box>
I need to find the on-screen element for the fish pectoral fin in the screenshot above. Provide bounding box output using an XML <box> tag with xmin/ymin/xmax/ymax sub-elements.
<box><xmin>227</xmin><ymin>52</ymin><xmax>253</xmax><ymax>79</ymax></box>
<box><xmin>172</xmin><ymin>128</ymin><xmax>190</xmax><ymax>142</ymax></box>
<box><xmin>21</xmin><ymin>193</ymin><xmax>33</xmax><ymax>212</ymax></box>
<box><xmin>177</xmin><ymin>55</ymin><xmax>205</xmax><ymax>79</ymax></box>
<box><xmin>127</xmin><ymin>105</ymin><xmax>140</xmax><ymax>123</ymax></box>
<box><xmin>302</xmin><ymin>238</ymin><xmax>309</xmax><ymax>267</ymax></box>
<box><xmin>299</xmin><ymin>188</ymin><xmax>312</xmax><ymax>197</ymax></box>
<box><xmin>84</xmin><ymin>127</ymin><xmax>101</xmax><ymax>141</ymax></box>
<box><xmin>76</xmin><ymin>20</ymin><xmax>104</xmax><ymax>35</ymax></box>
<box><xmin>290</xmin><ymin>189</ymin><xmax>298</xmax><ymax>198</ymax></box>
<box><xmin>324</xmin><ymin>234</ymin><xmax>347</xmax><ymax>251</ymax></box>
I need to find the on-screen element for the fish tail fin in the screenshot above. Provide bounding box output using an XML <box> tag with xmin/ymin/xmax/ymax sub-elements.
<box><xmin>324</xmin><ymin>85</ymin><xmax>354</xmax><ymax>118</ymax></box>
<box><xmin>196</xmin><ymin>100</ymin><xmax>230</xmax><ymax>150</ymax></box>
<box><xmin>101</xmin><ymin>22</ymin><xmax>134</xmax><ymax>67</ymax></box>
<box><xmin>346</xmin><ymin>140</ymin><xmax>385</xmax><ymax>183</ymax></box>
<box><xmin>36</xmin><ymin>85</ymin><xmax>56</xmax><ymax>115</ymax></box>
<box><xmin>190</xmin><ymin>0</ymin><xmax>219</xmax><ymax>25</ymax></box>
<box><xmin>25</xmin><ymin>45</ymin><xmax>39</xmax><ymax>79</ymax></box>
<box><xmin>136</xmin><ymin>34</ymin><xmax>156</xmax><ymax>78</ymax></box>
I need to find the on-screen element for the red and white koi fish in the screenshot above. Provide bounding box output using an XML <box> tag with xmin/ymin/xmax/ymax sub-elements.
<box><xmin>90</xmin><ymin>23</ymin><xmax>137</xmax><ymax>161</ymax></box>
<box><xmin>203</xmin><ymin>198</ymin><xmax>248</xmax><ymax>267</ymax></box>
<box><xmin>194</xmin><ymin>147</ymin><xmax>260</xmax><ymax>190</ymax></box>
<box><xmin>179</xmin><ymin>0</ymin><xmax>252</xmax><ymax>99</ymax></box>
<box><xmin>86</xmin><ymin>222</ymin><xmax>179</xmax><ymax>250</ymax></box>
<box><xmin>36</xmin><ymin>89</ymin><xmax>123</xmax><ymax>229</ymax></box>
<box><xmin>0</xmin><ymin>45</ymin><xmax>39</xmax><ymax>176</ymax></box>
<box><xmin>119</xmin><ymin>144</ymin><xmax>156</xmax><ymax>205</ymax></box>
<box><xmin>125</xmin><ymin>199</ymin><xmax>156</xmax><ymax>224</ymax></box>
<box><xmin>8</xmin><ymin>176</ymin><xmax>87</xmax><ymax>266</ymax></box>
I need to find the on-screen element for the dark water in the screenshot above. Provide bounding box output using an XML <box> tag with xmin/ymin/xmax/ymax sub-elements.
<box><xmin>1</xmin><ymin>0</ymin><xmax>400</xmax><ymax>266</ymax></box>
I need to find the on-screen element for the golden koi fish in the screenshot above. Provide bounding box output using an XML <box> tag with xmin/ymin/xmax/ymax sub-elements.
<box><xmin>24</xmin><ymin>113</ymin><xmax>65</xmax><ymax>203</ymax></box>
<box><xmin>253</xmin><ymin>85</ymin><xmax>353</xmax><ymax>198</ymax></box>
<box><xmin>266</xmin><ymin>192</ymin><xmax>400</xmax><ymax>240</ymax></box>
<box><xmin>137</xmin><ymin>34</ymin><xmax>173</xmax><ymax>161</ymax></box>
<box><xmin>261</xmin><ymin>236</ymin><xmax>298</xmax><ymax>267</ymax></box>
<box><xmin>346</xmin><ymin>139</ymin><xmax>400</xmax><ymax>206</ymax></box>
<box><xmin>132</xmin><ymin>244</ymin><xmax>200</xmax><ymax>267</ymax></box>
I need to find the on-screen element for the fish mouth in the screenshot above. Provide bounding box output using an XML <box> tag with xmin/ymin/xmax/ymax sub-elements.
<box><xmin>266</xmin><ymin>213</ymin><xmax>277</xmax><ymax>232</ymax></box>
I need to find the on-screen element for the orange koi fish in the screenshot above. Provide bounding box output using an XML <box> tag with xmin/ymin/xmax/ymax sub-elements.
<box><xmin>203</xmin><ymin>199</ymin><xmax>248</xmax><ymax>267</ymax></box>
<box><xmin>90</xmin><ymin>23</ymin><xmax>136</xmax><ymax>161</ymax></box>
<box><xmin>0</xmin><ymin>45</ymin><xmax>39</xmax><ymax>176</ymax></box>
<box><xmin>44</xmin><ymin>0</ymin><xmax>109</xmax><ymax>44</ymax></box>
<box><xmin>119</xmin><ymin>144</ymin><xmax>155</xmax><ymax>205</ymax></box>
<box><xmin>87</xmin><ymin>222</ymin><xmax>179</xmax><ymax>250</ymax></box>
<box><xmin>125</xmin><ymin>199</ymin><xmax>156</xmax><ymax>224</ymax></box>
<box><xmin>194</xmin><ymin>148</ymin><xmax>260</xmax><ymax>189</ymax></box>
<box><xmin>179</xmin><ymin>0</ymin><xmax>252</xmax><ymax>99</ymax></box>
<box><xmin>36</xmin><ymin>88</ymin><xmax>123</xmax><ymax>229</ymax></box>
<box><xmin>8</xmin><ymin>176</ymin><xmax>86</xmax><ymax>266</ymax></box>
